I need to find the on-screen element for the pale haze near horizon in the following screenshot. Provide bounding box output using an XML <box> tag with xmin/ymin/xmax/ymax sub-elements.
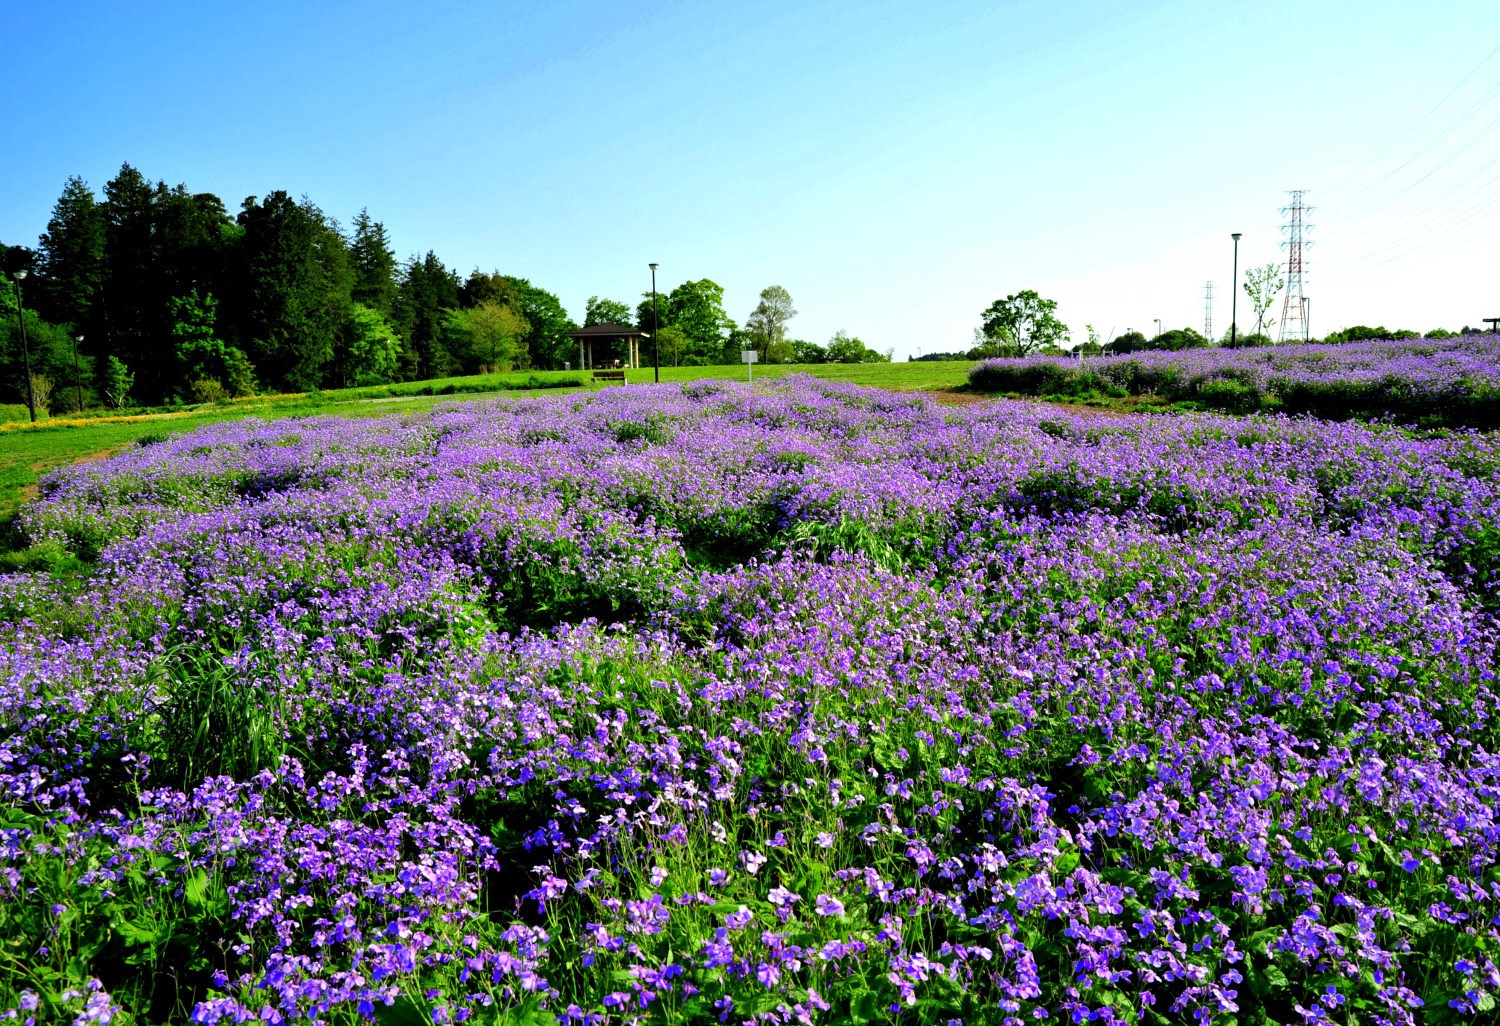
<box><xmin>2</xmin><ymin>0</ymin><xmax>1498</xmax><ymax>358</ymax></box>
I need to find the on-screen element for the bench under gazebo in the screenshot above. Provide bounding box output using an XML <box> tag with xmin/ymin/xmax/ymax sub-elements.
<box><xmin>567</xmin><ymin>323</ymin><xmax>647</xmax><ymax>373</ymax></box>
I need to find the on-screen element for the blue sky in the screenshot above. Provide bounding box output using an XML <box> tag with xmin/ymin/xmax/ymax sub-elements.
<box><xmin>3</xmin><ymin>0</ymin><xmax>1498</xmax><ymax>355</ymax></box>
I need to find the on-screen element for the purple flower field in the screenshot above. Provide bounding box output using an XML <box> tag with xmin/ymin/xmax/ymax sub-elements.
<box><xmin>969</xmin><ymin>335</ymin><xmax>1500</xmax><ymax>426</ymax></box>
<box><xmin>4</xmin><ymin>377</ymin><xmax>1500</xmax><ymax>1024</ymax></box>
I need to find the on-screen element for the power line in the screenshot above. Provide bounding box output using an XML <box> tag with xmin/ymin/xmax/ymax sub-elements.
<box><xmin>1324</xmin><ymin>40</ymin><xmax>1500</xmax><ymax>197</ymax></box>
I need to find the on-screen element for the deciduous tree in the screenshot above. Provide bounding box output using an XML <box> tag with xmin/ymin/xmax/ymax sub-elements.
<box><xmin>667</xmin><ymin>279</ymin><xmax>736</xmax><ymax>365</ymax></box>
<box><xmin>976</xmin><ymin>290</ymin><xmax>1069</xmax><ymax>357</ymax></box>
<box><xmin>746</xmin><ymin>286</ymin><xmax>796</xmax><ymax>363</ymax></box>
<box><xmin>1243</xmin><ymin>263</ymin><xmax>1284</xmax><ymax>339</ymax></box>
<box><xmin>584</xmin><ymin>296</ymin><xmax>633</xmax><ymax>326</ymax></box>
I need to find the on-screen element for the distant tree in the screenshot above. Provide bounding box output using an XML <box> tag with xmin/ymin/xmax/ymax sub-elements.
<box><xmin>238</xmin><ymin>192</ymin><xmax>353</xmax><ymax>391</ymax></box>
<box><xmin>38</xmin><ymin>176</ymin><xmax>106</xmax><ymax>330</ymax></box>
<box><xmin>976</xmin><ymin>290</ymin><xmax>1069</xmax><ymax>357</ymax></box>
<box><xmin>223</xmin><ymin>347</ymin><xmax>257</xmax><ymax>397</ymax></box>
<box><xmin>1242</xmin><ymin>263</ymin><xmax>1284</xmax><ymax>339</ymax></box>
<box><xmin>393</xmin><ymin>251</ymin><xmax>461</xmax><ymax>379</ymax></box>
<box><xmin>822</xmin><ymin>330</ymin><xmax>867</xmax><ymax>364</ymax></box>
<box><xmin>584</xmin><ymin>296</ymin><xmax>633</xmax><ymax>327</ymax></box>
<box><xmin>1147</xmin><ymin>327</ymin><xmax>1208</xmax><ymax>351</ymax></box>
<box><xmin>169</xmin><ymin>290</ymin><xmax>227</xmax><ymax>394</ymax></box>
<box><xmin>1073</xmin><ymin>324</ymin><xmax>1104</xmax><ymax>357</ymax></box>
<box><xmin>665</xmin><ymin>279</ymin><xmax>736</xmax><ymax>364</ymax></box>
<box><xmin>1322</xmin><ymin>325</ymin><xmax>1395</xmax><ymax>344</ymax></box>
<box><xmin>790</xmin><ymin>339</ymin><xmax>826</xmax><ymax>364</ymax></box>
<box><xmin>1105</xmin><ymin>330</ymin><xmax>1147</xmax><ymax>355</ymax></box>
<box><xmin>746</xmin><ymin>285</ymin><xmax>796</xmax><ymax>363</ymax></box>
<box><xmin>459</xmin><ymin>269</ymin><xmax>518</xmax><ymax>309</ymax></box>
<box><xmin>349</xmin><ymin>210</ymin><xmax>398</xmax><ymax>314</ymax></box>
<box><xmin>1425</xmin><ymin>328</ymin><xmax>1458</xmax><ymax>339</ymax></box>
<box><xmin>503</xmin><ymin>277</ymin><xmax>575</xmax><ymax>368</ymax></box>
<box><xmin>653</xmin><ymin>325</ymin><xmax>688</xmax><ymax>367</ymax></box>
<box><xmin>335</xmin><ymin>303</ymin><xmax>403</xmax><ymax>386</ymax></box>
<box><xmin>443</xmin><ymin>301</ymin><xmax>530</xmax><ymax>373</ymax></box>
<box><xmin>102</xmin><ymin>355</ymin><xmax>134</xmax><ymax>409</ymax></box>
<box><xmin>154</xmin><ymin>186</ymin><xmax>234</xmax><ymax>311</ymax></box>
<box><xmin>100</xmin><ymin>163</ymin><xmax>162</xmax><ymax>393</ymax></box>
<box><xmin>636</xmin><ymin>293</ymin><xmax>670</xmax><ymax>337</ymax></box>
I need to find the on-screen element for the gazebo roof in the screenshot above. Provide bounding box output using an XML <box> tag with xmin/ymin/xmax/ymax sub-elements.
<box><xmin>566</xmin><ymin>322</ymin><xmax>646</xmax><ymax>338</ymax></box>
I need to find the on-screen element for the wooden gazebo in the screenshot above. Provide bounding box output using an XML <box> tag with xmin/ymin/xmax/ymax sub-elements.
<box><xmin>566</xmin><ymin>323</ymin><xmax>647</xmax><ymax>371</ymax></box>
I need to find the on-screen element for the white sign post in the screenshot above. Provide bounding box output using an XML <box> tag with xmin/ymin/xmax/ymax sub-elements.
<box><xmin>741</xmin><ymin>349</ymin><xmax>759</xmax><ymax>384</ymax></box>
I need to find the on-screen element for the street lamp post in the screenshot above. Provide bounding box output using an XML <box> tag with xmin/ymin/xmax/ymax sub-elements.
<box><xmin>1229</xmin><ymin>233</ymin><xmax>1242</xmax><ymax>349</ymax></box>
<box><xmin>1154</xmin><ymin>318</ymin><xmax>1162</xmax><ymax>341</ymax></box>
<box><xmin>11</xmin><ymin>270</ymin><xmax>35</xmax><ymax>422</ymax></box>
<box><xmin>649</xmin><ymin>262</ymin><xmax>660</xmax><ymax>384</ymax></box>
<box><xmin>73</xmin><ymin>335</ymin><xmax>85</xmax><ymax>414</ymax></box>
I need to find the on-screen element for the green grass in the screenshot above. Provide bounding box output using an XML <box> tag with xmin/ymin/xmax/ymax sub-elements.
<box><xmin>0</xmin><ymin>362</ymin><xmax>977</xmax><ymax>521</ymax></box>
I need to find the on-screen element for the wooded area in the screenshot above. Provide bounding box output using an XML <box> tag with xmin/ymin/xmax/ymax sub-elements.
<box><xmin>1</xmin><ymin>164</ymin><xmax>862</xmax><ymax>410</ymax></box>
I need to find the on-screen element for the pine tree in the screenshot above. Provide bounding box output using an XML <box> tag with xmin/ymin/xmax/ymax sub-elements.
<box><xmin>393</xmin><ymin>252</ymin><xmax>460</xmax><ymax>380</ymax></box>
<box><xmin>237</xmin><ymin>192</ymin><xmax>353</xmax><ymax>391</ymax></box>
<box><xmin>349</xmin><ymin>209</ymin><xmax>397</xmax><ymax>314</ymax></box>
<box><xmin>39</xmin><ymin>176</ymin><xmax>106</xmax><ymax>330</ymax></box>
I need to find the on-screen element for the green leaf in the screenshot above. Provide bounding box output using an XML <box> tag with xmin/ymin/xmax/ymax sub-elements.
<box><xmin>183</xmin><ymin>870</ymin><xmax>212</xmax><ymax>911</ymax></box>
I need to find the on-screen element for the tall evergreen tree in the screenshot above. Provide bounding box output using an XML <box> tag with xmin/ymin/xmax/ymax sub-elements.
<box><xmin>156</xmin><ymin>187</ymin><xmax>234</xmax><ymax>310</ymax></box>
<box><xmin>349</xmin><ymin>209</ymin><xmax>397</xmax><ymax>314</ymax></box>
<box><xmin>393</xmin><ymin>252</ymin><xmax>460</xmax><ymax>380</ymax></box>
<box><xmin>100</xmin><ymin>163</ymin><xmax>161</xmax><ymax>394</ymax></box>
<box><xmin>237</xmin><ymin>192</ymin><xmax>353</xmax><ymax>391</ymax></box>
<box><xmin>38</xmin><ymin>176</ymin><xmax>106</xmax><ymax>331</ymax></box>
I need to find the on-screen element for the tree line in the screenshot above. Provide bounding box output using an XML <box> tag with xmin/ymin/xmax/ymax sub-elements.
<box><xmin>0</xmin><ymin>165</ymin><xmax>887</xmax><ymax>413</ymax></box>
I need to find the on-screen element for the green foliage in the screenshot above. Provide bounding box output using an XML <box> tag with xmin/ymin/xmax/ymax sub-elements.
<box><xmin>38</xmin><ymin>175</ymin><xmax>106</xmax><ymax>328</ymax></box>
<box><xmin>746</xmin><ymin>285</ymin><xmax>796</xmax><ymax>362</ymax></box>
<box><xmin>237</xmin><ymin>191</ymin><xmax>352</xmax><ymax>391</ymax></box>
<box><xmin>583</xmin><ymin>296</ymin><xmax>632</xmax><ymax>327</ymax></box>
<box><xmin>188</xmin><ymin>378</ymin><xmax>226</xmax><ymax>404</ymax></box>
<box><xmin>652</xmin><ymin>324</ymin><xmax>688</xmax><ymax>366</ymax></box>
<box><xmin>442</xmin><ymin>301</ymin><xmax>530</xmax><ymax>374</ymax></box>
<box><xmin>1242</xmin><ymin>262</ymin><xmax>1284</xmax><ymax>337</ymax></box>
<box><xmin>103</xmin><ymin>355</ymin><xmax>134</xmax><ymax>409</ymax></box>
<box><xmin>340</xmin><ymin>302</ymin><xmax>404</xmax><ymax>386</ymax></box>
<box><xmin>349</xmin><ymin>208</ymin><xmax>398</xmax><ymax>314</ymax></box>
<box><xmin>222</xmin><ymin>346</ymin><xmax>257</xmax><ymax>397</ymax></box>
<box><xmin>667</xmin><ymin>279</ymin><xmax>737</xmax><ymax>363</ymax></box>
<box><xmin>825</xmin><ymin>329</ymin><xmax>888</xmax><ymax>363</ymax></box>
<box><xmin>1105</xmin><ymin>330</ymin><xmax>1148</xmax><ymax>354</ymax></box>
<box><xmin>393</xmin><ymin>251</ymin><xmax>461</xmax><ymax>380</ymax></box>
<box><xmin>169</xmin><ymin>289</ymin><xmax>226</xmax><ymax>392</ymax></box>
<box><xmin>504</xmin><ymin>277</ymin><xmax>576</xmax><ymax>369</ymax></box>
<box><xmin>790</xmin><ymin>338</ymin><xmax>827</xmax><ymax>363</ymax></box>
<box><xmin>976</xmin><ymin>289</ymin><xmax>1069</xmax><ymax>357</ymax></box>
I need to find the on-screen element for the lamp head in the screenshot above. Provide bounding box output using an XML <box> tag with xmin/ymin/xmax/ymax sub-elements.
<box><xmin>12</xmin><ymin>269</ymin><xmax>26</xmax><ymax>281</ymax></box>
<box><xmin>1231</xmin><ymin>233</ymin><xmax>1242</xmax><ymax>242</ymax></box>
<box><xmin>649</xmin><ymin>263</ymin><xmax>659</xmax><ymax>271</ymax></box>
